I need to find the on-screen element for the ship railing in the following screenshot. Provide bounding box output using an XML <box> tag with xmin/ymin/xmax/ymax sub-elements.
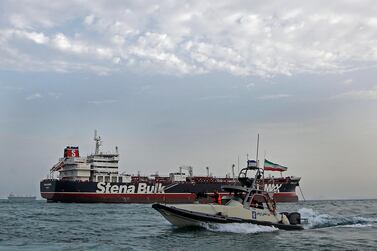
<box><xmin>63</xmin><ymin>157</ymin><xmax>88</xmax><ymax>164</ymax></box>
<box><xmin>60</xmin><ymin>165</ymin><xmax>91</xmax><ymax>171</ymax></box>
<box><xmin>87</xmin><ymin>153</ymin><xmax>119</xmax><ymax>159</ymax></box>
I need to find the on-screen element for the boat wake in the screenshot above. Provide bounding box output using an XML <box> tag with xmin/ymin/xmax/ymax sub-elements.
<box><xmin>299</xmin><ymin>208</ymin><xmax>377</xmax><ymax>229</ymax></box>
<box><xmin>201</xmin><ymin>222</ymin><xmax>278</xmax><ymax>234</ymax></box>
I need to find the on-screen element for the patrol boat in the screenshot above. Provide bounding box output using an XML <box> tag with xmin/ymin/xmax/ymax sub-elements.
<box><xmin>152</xmin><ymin>145</ymin><xmax>304</xmax><ymax>230</ymax></box>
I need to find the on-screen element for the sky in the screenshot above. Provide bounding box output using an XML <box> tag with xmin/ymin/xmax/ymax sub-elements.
<box><xmin>1</xmin><ymin>0</ymin><xmax>377</xmax><ymax>200</ymax></box>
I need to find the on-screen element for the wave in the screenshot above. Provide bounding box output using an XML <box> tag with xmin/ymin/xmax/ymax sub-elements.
<box><xmin>340</xmin><ymin>224</ymin><xmax>373</xmax><ymax>228</ymax></box>
<box><xmin>299</xmin><ymin>208</ymin><xmax>377</xmax><ymax>229</ymax></box>
<box><xmin>185</xmin><ymin>208</ymin><xmax>375</xmax><ymax>233</ymax></box>
<box><xmin>201</xmin><ymin>223</ymin><xmax>278</xmax><ymax>234</ymax></box>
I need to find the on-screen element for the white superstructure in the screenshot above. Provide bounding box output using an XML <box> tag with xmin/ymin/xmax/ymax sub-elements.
<box><xmin>58</xmin><ymin>157</ymin><xmax>91</xmax><ymax>181</ymax></box>
<box><xmin>50</xmin><ymin>131</ymin><xmax>131</xmax><ymax>183</ymax></box>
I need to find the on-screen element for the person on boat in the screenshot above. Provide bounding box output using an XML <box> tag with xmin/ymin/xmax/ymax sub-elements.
<box><xmin>257</xmin><ymin>202</ymin><xmax>264</xmax><ymax>209</ymax></box>
<box><xmin>267</xmin><ymin>198</ymin><xmax>277</xmax><ymax>214</ymax></box>
<box><xmin>212</xmin><ymin>190</ymin><xmax>222</xmax><ymax>204</ymax></box>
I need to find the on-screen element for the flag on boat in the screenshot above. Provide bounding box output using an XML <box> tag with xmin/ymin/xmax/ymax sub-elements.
<box><xmin>264</xmin><ymin>159</ymin><xmax>288</xmax><ymax>172</ymax></box>
<box><xmin>247</xmin><ymin>160</ymin><xmax>257</xmax><ymax>168</ymax></box>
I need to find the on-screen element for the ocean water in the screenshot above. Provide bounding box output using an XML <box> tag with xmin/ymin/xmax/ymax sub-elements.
<box><xmin>0</xmin><ymin>199</ymin><xmax>376</xmax><ymax>251</ymax></box>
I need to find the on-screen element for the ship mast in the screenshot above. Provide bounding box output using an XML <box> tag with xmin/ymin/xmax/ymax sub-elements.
<box><xmin>94</xmin><ymin>130</ymin><xmax>102</xmax><ymax>155</ymax></box>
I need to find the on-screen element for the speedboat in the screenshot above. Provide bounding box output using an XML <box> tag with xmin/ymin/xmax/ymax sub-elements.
<box><xmin>153</xmin><ymin>165</ymin><xmax>304</xmax><ymax>230</ymax></box>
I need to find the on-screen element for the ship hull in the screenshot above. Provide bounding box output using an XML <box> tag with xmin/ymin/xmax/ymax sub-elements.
<box><xmin>40</xmin><ymin>178</ymin><xmax>300</xmax><ymax>203</ymax></box>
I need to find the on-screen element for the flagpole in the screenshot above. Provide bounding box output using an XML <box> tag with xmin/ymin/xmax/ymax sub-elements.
<box><xmin>256</xmin><ymin>134</ymin><xmax>264</xmax><ymax>190</ymax></box>
<box><xmin>237</xmin><ymin>156</ymin><xmax>240</xmax><ymax>174</ymax></box>
<box><xmin>255</xmin><ymin>134</ymin><xmax>259</xmax><ymax>166</ymax></box>
<box><xmin>263</xmin><ymin>150</ymin><xmax>266</xmax><ymax>190</ymax></box>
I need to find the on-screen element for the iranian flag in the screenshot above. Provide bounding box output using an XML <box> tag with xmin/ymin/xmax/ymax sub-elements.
<box><xmin>264</xmin><ymin>159</ymin><xmax>288</xmax><ymax>172</ymax></box>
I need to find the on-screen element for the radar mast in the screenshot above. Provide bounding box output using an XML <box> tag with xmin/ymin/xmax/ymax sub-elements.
<box><xmin>94</xmin><ymin>130</ymin><xmax>102</xmax><ymax>154</ymax></box>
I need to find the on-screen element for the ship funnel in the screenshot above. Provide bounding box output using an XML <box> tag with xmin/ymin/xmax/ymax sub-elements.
<box><xmin>64</xmin><ymin>146</ymin><xmax>79</xmax><ymax>158</ymax></box>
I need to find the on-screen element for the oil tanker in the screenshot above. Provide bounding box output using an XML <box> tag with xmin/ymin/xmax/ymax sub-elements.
<box><xmin>40</xmin><ymin>132</ymin><xmax>301</xmax><ymax>203</ymax></box>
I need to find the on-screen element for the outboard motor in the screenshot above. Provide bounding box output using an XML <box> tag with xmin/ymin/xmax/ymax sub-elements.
<box><xmin>288</xmin><ymin>212</ymin><xmax>301</xmax><ymax>225</ymax></box>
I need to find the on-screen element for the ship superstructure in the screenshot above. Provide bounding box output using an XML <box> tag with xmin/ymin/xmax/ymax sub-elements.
<box><xmin>49</xmin><ymin>131</ymin><xmax>131</xmax><ymax>184</ymax></box>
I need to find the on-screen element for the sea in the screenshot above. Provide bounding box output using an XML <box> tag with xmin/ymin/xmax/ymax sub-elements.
<box><xmin>0</xmin><ymin>199</ymin><xmax>376</xmax><ymax>251</ymax></box>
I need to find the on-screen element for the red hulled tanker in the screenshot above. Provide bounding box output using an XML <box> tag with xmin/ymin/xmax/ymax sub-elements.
<box><xmin>40</xmin><ymin>132</ymin><xmax>301</xmax><ymax>203</ymax></box>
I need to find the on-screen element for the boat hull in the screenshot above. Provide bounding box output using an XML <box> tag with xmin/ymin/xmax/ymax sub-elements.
<box><xmin>152</xmin><ymin>204</ymin><xmax>304</xmax><ymax>230</ymax></box>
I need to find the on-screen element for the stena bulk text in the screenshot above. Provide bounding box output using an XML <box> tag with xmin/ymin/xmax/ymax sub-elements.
<box><xmin>96</xmin><ymin>182</ymin><xmax>165</xmax><ymax>194</ymax></box>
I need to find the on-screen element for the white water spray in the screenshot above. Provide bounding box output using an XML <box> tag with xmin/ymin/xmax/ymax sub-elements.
<box><xmin>299</xmin><ymin>208</ymin><xmax>377</xmax><ymax>229</ymax></box>
<box><xmin>201</xmin><ymin>223</ymin><xmax>278</xmax><ymax>234</ymax></box>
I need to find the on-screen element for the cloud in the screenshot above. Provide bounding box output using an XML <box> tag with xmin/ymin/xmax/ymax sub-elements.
<box><xmin>343</xmin><ymin>79</ymin><xmax>353</xmax><ymax>85</ymax></box>
<box><xmin>26</xmin><ymin>93</ymin><xmax>42</xmax><ymax>100</ymax></box>
<box><xmin>25</xmin><ymin>91</ymin><xmax>61</xmax><ymax>100</ymax></box>
<box><xmin>11</xmin><ymin>30</ymin><xmax>50</xmax><ymax>44</ymax></box>
<box><xmin>84</xmin><ymin>15</ymin><xmax>95</xmax><ymax>25</ymax></box>
<box><xmin>258</xmin><ymin>94</ymin><xmax>292</xmax><ymax>100</ymax></box>
<box><xmin>1</xmin><ymin>1</ymin><xmax>377</xmax><ymax>77</ymax></box>
<box><xmin>2</xmin><ymin>85</ymin><xmax>24</xmax><ymax>91</ymax></box>
<box><xmin>200</xmin><ymin>95</ymin><xmax>238</xmax><ymax>101</ymax></box>
<box><xmin>88</xmin><ymin>99</ymin><xmax>118</xmax><ymax>104</ymax></box>
<box><xmin>246</xmin><ymin>83</ymin><xmax>255</xmax><ymax>89</ymax></box>
<box><xmin>47</xmin><ymin>92</ymin><xmax>60</xmax><ymax>99</ymax></box>
<box><xmin>333</xmin><ymin>86</ymin><xmax>377</xmax><ymax>100</ymax></box>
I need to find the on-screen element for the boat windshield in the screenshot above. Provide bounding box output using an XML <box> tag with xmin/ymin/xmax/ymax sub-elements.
<box><xmin>224</xmin><ymin>192</ymin><xmax>246</xmax><ymax>205</ymax></box>
<box><xmin>225</xmin><ymin>198</ymin><xmax>243</xmax><ymax>206</ymax></box>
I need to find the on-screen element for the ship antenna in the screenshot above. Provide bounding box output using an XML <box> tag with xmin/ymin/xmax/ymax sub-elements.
<box><xmin>94</xmin><ymin>130</ymin><xmax>102</xmax><ymax>154</ymax></box>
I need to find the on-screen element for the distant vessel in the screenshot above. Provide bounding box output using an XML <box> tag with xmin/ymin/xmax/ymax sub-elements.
<box><xmin>40</xmin><ymin>131</ymin><xmax>301</xmax><ymax>203</ymax></box>
<box><xmin>8</xmin><ymin>194</ymin><xmax>36</xmax><ymax>202</ymax></box>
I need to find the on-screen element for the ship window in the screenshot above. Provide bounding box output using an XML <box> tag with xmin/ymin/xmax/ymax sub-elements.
<box><xmin>119</xmin><ymin>177</ymin><xmax>123</xmax><ymax>183</ymax></box>
<box><xmin>98</xmin><ymin>176</ymin><xmax>103</xmax><ymax>182</ymax></box>
<box><xmin>105</xmin><ymin>176</ymin><xmax>110</xmax><ymax>182</ymax></box>
<box><xmin>112</xmin><ymin>176</ymin><xmax>117</xmax><ymax>182</ymax></box>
